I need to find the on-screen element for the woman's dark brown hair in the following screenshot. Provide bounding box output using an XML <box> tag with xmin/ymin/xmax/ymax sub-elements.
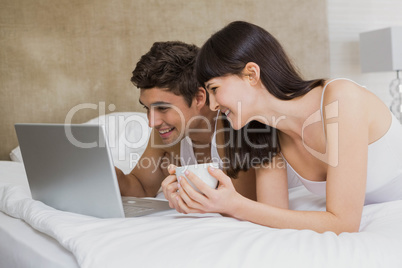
<box><xmin>196</xmin><ymin>21</ymin><xmax>325</xmax><ymax>177</ymax></box>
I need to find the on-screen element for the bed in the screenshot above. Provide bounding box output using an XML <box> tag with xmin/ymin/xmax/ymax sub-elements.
<box><xmin>1</xmin><ymin>112</ymin><xmax>402</xmax><ymax>268</ymax></box>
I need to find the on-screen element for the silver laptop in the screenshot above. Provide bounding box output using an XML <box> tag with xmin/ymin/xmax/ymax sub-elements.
<box><xmin>14</xmin><ymin>123</ymin><xmax>172</xmax><ymax>218</ymax></box>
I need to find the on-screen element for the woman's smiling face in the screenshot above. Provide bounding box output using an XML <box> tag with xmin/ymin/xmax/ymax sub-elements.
<box><xmin>205</xmin><ymin>74</ymin><xmax>256</xmax><ymax>130</ymax></box>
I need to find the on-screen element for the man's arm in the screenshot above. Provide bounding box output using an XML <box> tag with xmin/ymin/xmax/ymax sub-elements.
<box><xmin>116</xmin><ymin>129</ymin><xmax>178</xmax><ymax>197</ymax></box>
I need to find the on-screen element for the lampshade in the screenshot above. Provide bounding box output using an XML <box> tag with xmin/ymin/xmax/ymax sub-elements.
<box><xmin>359</xmin><ymin>27</ymin><xmax>402</xmax><ymax>73</ymax></box>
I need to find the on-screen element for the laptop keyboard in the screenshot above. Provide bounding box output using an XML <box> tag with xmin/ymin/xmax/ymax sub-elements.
<box><xmin>121</xmin><ymin>196</ymin><xmax>171</xmax><ymax>217</ymax></box>
<box><xmin>123</xmin><ymin>205</ymin><xmax>154</xmax><ymax>215</ymax></box>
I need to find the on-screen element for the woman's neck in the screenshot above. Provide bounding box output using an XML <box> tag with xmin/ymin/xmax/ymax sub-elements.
<box><xmin>253</xmin><ymin>85</ymin><xmax>323</xmax><ymax>139</ymax></box>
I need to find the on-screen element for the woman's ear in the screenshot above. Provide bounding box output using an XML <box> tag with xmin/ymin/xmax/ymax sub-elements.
<box><xmin>194</xmin><ymin>87</ymin><xmax>208</xmax><ymax>109</ymax></box>
<box><xmin>244</xmin><ymin>62</ymin><xmax>260</xmax><ymax>86</ymax></box>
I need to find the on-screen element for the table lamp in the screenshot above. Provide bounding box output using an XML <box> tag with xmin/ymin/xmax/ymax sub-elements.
<box><xmin>359</xmin><ymin>27</ymin><xmax>402</xmax><ymax>124</ymax></box>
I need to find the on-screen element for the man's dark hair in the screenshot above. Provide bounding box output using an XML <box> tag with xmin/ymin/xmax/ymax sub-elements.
<box><xmin>131</xmin><ymin>41</ymin><xmax>203</xmax><ymax>107</ymax></box>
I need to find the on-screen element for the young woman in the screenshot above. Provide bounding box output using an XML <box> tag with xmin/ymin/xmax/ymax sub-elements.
<box><xmin>169</xmin><ymin>21</ymin><xmax>402</xmax><ymax>234</ymax></box>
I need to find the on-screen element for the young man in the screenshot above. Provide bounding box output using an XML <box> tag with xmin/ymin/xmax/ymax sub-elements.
<box><xmin>115</xmin><ymin>41</ymin><xmax>256</xmax><ymax>208</ymax></box>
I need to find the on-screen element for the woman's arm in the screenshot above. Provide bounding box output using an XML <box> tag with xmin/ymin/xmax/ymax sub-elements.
<box><xmin>255</xmin><ymin>155</ymin><xmax>289</xmax><ymax>209</ymax></box>
<box><xmin>176</xmin><ymin>80</ymin><xmax>369</xmax><ymax>234</ymax></box>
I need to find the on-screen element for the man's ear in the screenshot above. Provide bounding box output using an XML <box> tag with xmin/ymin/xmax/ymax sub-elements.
<box><xmin>243</xmin><ymin>62</ymin><xmax>261</xmax><ymax>86</ymax></box>
<box><xmin>194</xmin><ymin>87</ymin><xmax>208</xmax><ymax>109</ymax></box>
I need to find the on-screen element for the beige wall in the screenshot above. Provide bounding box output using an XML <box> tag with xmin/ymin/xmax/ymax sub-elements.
<box><xmin>327</xmin><ymin>0</ymin><xmax>402</xmax><ymax>106</ymax></box>
<box><xmin>0</xmin><ymin>0</ymin><xmax>329</xmax><ymax>160</ymax></box>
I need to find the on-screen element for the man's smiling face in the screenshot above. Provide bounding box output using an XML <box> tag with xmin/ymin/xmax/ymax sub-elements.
<box><xmin>139</xmin><ymin>87</ymin><xmax>198</xmax><ymax>145</ymax></box>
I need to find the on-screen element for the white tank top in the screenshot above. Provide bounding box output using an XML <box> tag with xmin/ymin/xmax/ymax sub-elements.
<box><xmin>283</xmin><ymin>78</ymin><xmax>402</xmax><ymax>204</ymax></box>
<box><xmin>179</xmin><ymin>112</ymin><xmax>223</xmax><ymax>168</ymax></box>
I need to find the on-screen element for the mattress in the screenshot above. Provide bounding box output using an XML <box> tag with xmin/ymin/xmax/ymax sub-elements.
<box><xmin>1</xmin><ymin>160</ymin><xmax>402</xmax><ymax>268</ymax></box>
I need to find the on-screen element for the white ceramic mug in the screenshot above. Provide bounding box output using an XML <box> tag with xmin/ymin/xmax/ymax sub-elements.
<box><xmin>175</xmin><ymin>163</ymin><xmax>219</xmax><ymax>193</ymax></box>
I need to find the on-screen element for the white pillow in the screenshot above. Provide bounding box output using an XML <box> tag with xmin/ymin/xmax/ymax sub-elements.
<box><xmin>84</xmin><ymin>112</ymin><xmax>151</xmax><ymax>173</ymax></box>
<box><xmin>10</xmin><ymin>112</ymin><xmax>151</xmax><ymax>174</ymax></box>
<box><xmin>9</xmin><ymin>146</ymin><xmax>23</xmax><ymax>162</ymax></box>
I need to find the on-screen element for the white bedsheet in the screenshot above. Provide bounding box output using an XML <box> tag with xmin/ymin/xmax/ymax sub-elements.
<box><xmin>1</xmin><ymin>161</ymin><xmax>402</xmax><ymax>268</ymax></box>
<box><xmin>0</xmin><ymin>161</ymin><xmax>78</xmax><ymax>268</ymax></box>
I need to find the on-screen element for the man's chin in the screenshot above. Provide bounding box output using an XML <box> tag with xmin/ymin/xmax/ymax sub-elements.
<box><xmin>159</xmin><ymin>133</ymin><xmax>182</xmax><ymax>146</ymax></box>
